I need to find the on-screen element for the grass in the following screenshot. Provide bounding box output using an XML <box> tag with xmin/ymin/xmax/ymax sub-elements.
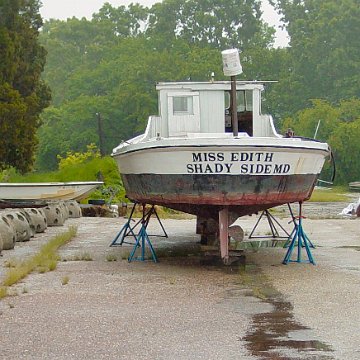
<box><xmin>237</xmin><ymin>264</ymin><xmax>278</xmax><ymax>301</ymax></box>
<box><xmin>0</xmin><ymin>226</ymin><xmax>77</xmax><ymax>298</ymax></box>
<box><xmin>309</xmin><ymin>187</ymin><xmax>349</xmax><ymax>202</ymax></box>
<box><xmin>106</xmin><ymin>254</ymin><xmax>117</xmax><ymax>262</ymax></box>
<box><xmin>4</xmin><ymin>258</ymin><xmax>19</xmax><ymax>268</ymax></box>
<box><xmin>61</xmin><ymin>252</ymin><xmax>93</xmax><ymax>262</ymax></box>
<box><xmin>73</xmin><ymin>252</ymin><xmax>93</xmax><ymax>261</ymax></box>
<box><xmin>121</xmin><ymin>251</ymin><xmax>130</xmax><ymax>260</ymax></box>
<box><xmin>61</xmin><ymin>276</ymin><xmax>70</xmax><ymax>285</ymax></box>
<box><xmin>0</xmin><ymin>286</ymin><xmax>7</xmax><ymax>299</ymax></box>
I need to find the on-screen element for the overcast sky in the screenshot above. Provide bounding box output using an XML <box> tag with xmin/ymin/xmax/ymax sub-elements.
<box><xmin>39</xmin><ymin>0</ymin><xmax>288</xmax><ymax>47</ymax></box>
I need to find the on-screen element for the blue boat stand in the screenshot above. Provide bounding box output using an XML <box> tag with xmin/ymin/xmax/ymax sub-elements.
<box><xmin>110</xmin><ymin>202</ymin><xmax>163</xmax><ymax>263</ymax></box>
<box><xmin>110</xmin><ymin>201</ymin><xmax>315</xmax><ymax>265</ymax></box>
<box><xmin>285</xmin><ymin>203</ymin><xmax>315</xmax><ymax>249</ymax></box>
<box><xmin>128</xmin><ymin>214</ymin><xmax>158</xmax><ymax>263</ymax></box>
<box><xmin>110</xmin><ymin>203</ymin><xmax>137</xmax><ymax>246</ymax></box>
<box><xmin>110</xmin><ymin>202</ymin><xmax>168</xmax><ymax>247</ymax></box>
<box><xmin>283</xmin><ymin>202</ymin><xmax>316</xmax><ymax>265</ymax></box>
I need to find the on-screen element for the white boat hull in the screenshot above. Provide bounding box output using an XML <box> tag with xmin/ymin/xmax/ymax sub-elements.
<box><xmin>0</xmin><ymin>181</ymin><xmax>103</xmax><ymax>201</ymax></box>
<box><xmin>113</xmin><ymin>137</ymin><xmax>329</xmax><ymax>217</ymax></box>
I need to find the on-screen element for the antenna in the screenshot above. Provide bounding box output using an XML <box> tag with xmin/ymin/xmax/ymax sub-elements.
<box><xmin>314</xmin><ymin>120</ymin><xmax>321</xmax><ymax>139</ymax></box>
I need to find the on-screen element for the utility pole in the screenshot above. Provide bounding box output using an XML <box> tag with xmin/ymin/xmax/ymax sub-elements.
<box><xmin>96</xmin><ymin>112</ymin><xmax>105</xmax><ymax>157</ymax></box>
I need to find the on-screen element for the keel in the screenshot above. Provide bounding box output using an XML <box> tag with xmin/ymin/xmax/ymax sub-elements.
<box><xmin>219</xmin><ymin>207</ymin><xmax>229</xmax><ymax>264</ymax></box>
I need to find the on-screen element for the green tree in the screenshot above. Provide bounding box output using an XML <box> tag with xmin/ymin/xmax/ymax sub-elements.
<box><xmin>37</xmin><ymin>28</ymin><xmax>224</xmax><ymax>170</ymax></box>
<box><xmin>329</xmin><ymin>119</ymin><xmax>360</xmax><ymax>184</ymax></box>
<box><xmin>0</xmin><ymin>0</ymin><xmax>50</xmax><ymax>172</ymax></box>
<box><xmin>92</xmin><ymin>2</ymin><xmax>148</xmax><ymax>37</ymax></box>
<box><xmin>40</xmin><ymin>3</ymin><xmax>149</xmax><ymax>106</ymax></box>
<box><xmin>270</xmin><ymin>0</ymin><xmax>360</xmax><ymax>116</ymax></box>
<box><xmin>40</xmin><ymin>17</ymin><xmax>102</xmax><ymax>105</ymax></box>
<box><xmin>281</xmin><ymin>98</ymin><xmax>360</xmax><ymax>184</ymax></box>
<box><xmin>282</xmin><ymin>99</ymin><xmax>341</xmax><ymax>141</ymax></box>
<box><xmin>147</xmin><ymin>0</ymin><xmax>274</xmax><ymax>50</ymax></box>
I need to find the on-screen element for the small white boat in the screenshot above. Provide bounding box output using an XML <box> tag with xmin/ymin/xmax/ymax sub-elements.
<box><xmin>0</xmin><ymin>181</ymin><xmax>103</xmax><ymax>201</ymax></box>
<box><xmin>349</xmin><ymin>181</ymin><xmax>360</xmax><ymax>191</ymax></box>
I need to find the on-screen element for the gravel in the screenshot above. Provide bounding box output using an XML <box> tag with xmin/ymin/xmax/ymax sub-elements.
<box><xmin>0</xmin><ymin>205</ymin><xmax>359</xmax><ymax>359</ymax></box>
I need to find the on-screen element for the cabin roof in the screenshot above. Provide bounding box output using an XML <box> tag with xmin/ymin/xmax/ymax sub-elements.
<box><xmin>156</xmin><ymin>80</ymin><xmax>276</xmax><ymax>92</ymax></box>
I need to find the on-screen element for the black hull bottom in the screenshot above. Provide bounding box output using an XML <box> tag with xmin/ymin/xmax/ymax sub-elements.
<box><xmin>122</xmin><ymin>173</ymin><xmax>318</xmax><ymax>218</ymax></box>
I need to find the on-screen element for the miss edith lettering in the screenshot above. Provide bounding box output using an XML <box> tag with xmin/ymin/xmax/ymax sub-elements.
<box><xmin>186</xmin><ymin>152</ymin><xmax>291</xmax><ymax>175</ymax></box>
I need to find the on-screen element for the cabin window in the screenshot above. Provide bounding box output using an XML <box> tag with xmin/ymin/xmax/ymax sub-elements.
<box><xmin>224</xmin><ymin>90</ymin><xmax>253</xmax><ymax>112</ymax></box>
<box><xmin>173</xmin><ymin>96</ymin><xmax>193</xmax><ymax>115</ymax></box>
<box><xmin>167</xmin><ymin>92</ymin><xmax>200</xmax><ymax>136</ymax></box>
<box><xmin>239</xmin><ymin>90</ymin><xmax>253</xmax><ymax>112</ymax></box>
<box><xmin>224</xmin><ymin>89</ymin><xmax>254</xmax><ymax>136</ymax></box>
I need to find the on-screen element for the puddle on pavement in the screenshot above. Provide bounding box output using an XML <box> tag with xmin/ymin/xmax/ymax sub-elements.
<box><xmin>237</xmin><ymin>265</ymin><xmax>334</xmax><ymax>360</ymax></box>
<box><xmin>243</xmin><ymin>297</ymin><xmax>333</xmax><ymax>359</ymax></box>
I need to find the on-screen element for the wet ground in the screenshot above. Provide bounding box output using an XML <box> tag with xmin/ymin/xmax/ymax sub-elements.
<box><xmin>0</xmin><ymin>206</ymin><xmax>359</xmax><ymax>359</ymax></box>
<box><xmin>239</xmin><ymin>267</ymin><xmax>334</xmax><ymax>360</ymax></box>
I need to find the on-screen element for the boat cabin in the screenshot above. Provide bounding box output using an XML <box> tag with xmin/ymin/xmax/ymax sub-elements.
<box><xmin>146</xmin><ymin>81</ymin><xmax>279</xmax><ymax>139</ymax></box>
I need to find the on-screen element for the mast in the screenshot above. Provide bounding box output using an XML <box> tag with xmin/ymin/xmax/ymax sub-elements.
<box><xmin>221</xmin><ymin>49</ymin><xmax>243</xmax><ymax>137</ymax></box>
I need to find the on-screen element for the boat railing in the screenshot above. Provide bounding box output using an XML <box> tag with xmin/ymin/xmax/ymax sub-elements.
<box><xmin>186</xmin><ymin>132</ymin><xmax>249</xmax><ymax>138</ymax></box>
<box><xmin>113</xmin><ymin>116</ymin><xmax>161</xmax><ymax>151</ymax></box>
<box><xmin>112</xmin><ymin>133</ymin><xmax>145</xmax><ymax>152</ymax></box>
<box><xmin>258</xmin><ymin>114</ymin><xmax>282</xmax><ymax>138</ymax></box>
<box><xmin>143</xmin><ymin>115</ymin><xmax>161</xmax><ymax>140</ymax></box>
<box><xmin>136</xmin><ymin>113</ymin><xmax>281</xmax><ymax>142</ymax></box>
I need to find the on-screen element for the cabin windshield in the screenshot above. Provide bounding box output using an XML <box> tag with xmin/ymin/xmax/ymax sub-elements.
<box><xmin>224</xmin><ymin>90</ymin><xmax>253</xmax><ymax>112</ymax></box>
<box><xmin>225</xmin><ymin>90</ymin><xmax>253</xmax><ymax>135</ymax></box>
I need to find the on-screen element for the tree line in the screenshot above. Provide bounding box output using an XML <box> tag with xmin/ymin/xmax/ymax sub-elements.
<box><xmin>0</xmin><ymin>0</ymin><xmax>359</xmax><ymax>184</ymax></box>
<box><xmin>0</xmin><ymin>0</ymin><xmax>50</xmax><ymax>172</ymax></box>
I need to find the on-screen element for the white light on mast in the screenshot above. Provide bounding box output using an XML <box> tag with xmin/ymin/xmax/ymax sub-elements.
<box><xmin>221</xmin><ymin>49</ymin><xmax>242</xmax><ymax>77</ymax></box>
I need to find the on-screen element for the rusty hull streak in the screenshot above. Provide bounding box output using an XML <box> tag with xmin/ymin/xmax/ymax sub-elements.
<box><xmin>122</xmin><ymin>173</ymin><xmax>317</xmax><ymax>217</ymax></box>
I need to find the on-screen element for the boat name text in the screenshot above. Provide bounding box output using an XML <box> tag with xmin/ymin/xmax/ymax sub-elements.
<box><xmin>186</xmin><ymin>152</ymin><xmax>291</xmax><ymax>175</ymax></box>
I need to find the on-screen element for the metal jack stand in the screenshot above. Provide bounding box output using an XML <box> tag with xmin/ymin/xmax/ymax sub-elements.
<box><xmin>110</xmin><ymin>202</ymin><xmax>168</xmax><ymax>247</ymax></box>
<box><xmin>110</xmin><ymin>203</ymin><xmax>137</xmax><ymax>246</ymax></box>
<box><xmin>128</xmin><ymin>207</ymin><xmax>158</xmax><ymax>263</ymax></box>
<box><xmin>249</xmin><ymin>209</ymin><xmax>290</xmax><ymax>246</ymax></box>
<box><xmin>283</xmin><ymin>202</ymin><xmax>315</xmax><ymax>265</ymax></box>
<box><xmin>284</xmin><ymin>203</ymin><xmax>315</xmax><ymax>249</ymax></box>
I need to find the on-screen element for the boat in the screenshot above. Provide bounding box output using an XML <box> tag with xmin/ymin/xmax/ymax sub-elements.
<box><xmin>112</xmin><ymin>52</ymin><xmax>330</xmax><ymax>262</ymax></box>
<box><xmin>0</xmin><ymin>199</ymin><xmax>49</xmax><ymax>209</ymax></box>
<box><xmin>0</xmin><ymin>181</ymin><xmax>103</xmax><ymax>202</ymax></box>
<box><xmin>349</xmin><ymin>181</ymin><xmax>360</xmax><ymax>191</ymax></box>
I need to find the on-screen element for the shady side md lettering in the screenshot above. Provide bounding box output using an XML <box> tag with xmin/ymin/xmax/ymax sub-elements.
<box><xmin>186</xmin><ymin>152</ymin><xmax>291</xmax><ymax>174</ymax></box>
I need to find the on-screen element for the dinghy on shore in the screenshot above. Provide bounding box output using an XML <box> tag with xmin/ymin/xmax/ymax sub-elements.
<box><xmin>0</xmin><ymin>181</ymin><xmax>103</xmax><ymax>202</ymax></box>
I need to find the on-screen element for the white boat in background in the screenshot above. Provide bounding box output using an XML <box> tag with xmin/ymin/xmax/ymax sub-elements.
<box><xmin>349</xmin><ymin>181</ymin><xmax>360</xmax><ymax>191</ymax></box>
<box><xmin>0</xmin><ymin>181</ymin><xmax>103</xmax><ymax>201</ymax></box>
